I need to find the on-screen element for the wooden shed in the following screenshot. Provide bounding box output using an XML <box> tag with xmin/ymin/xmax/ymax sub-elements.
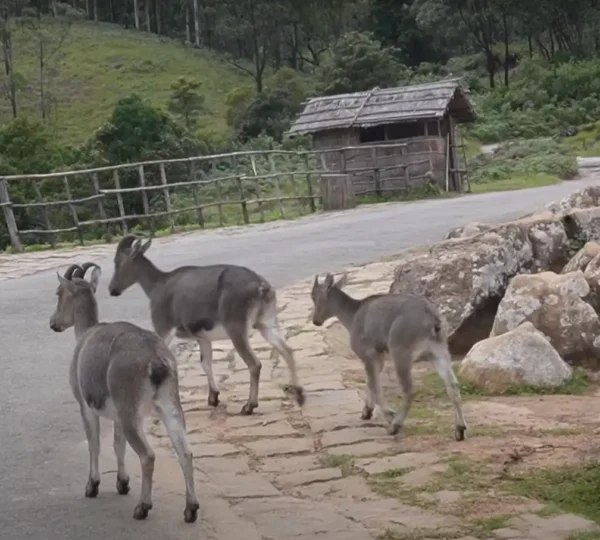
<box><xmin>287</xmin><ymin>79</ymin><xmax>476</xmax><ymax>194</ymax></box>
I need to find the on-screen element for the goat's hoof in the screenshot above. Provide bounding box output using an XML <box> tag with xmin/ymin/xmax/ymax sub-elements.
<box><xmin>208</xmin><ymin>390</ymin><xmax>220</xmax><ymax>407</ymax></box>
<box><xmin>454</xmin><ymin>425</ymin><xmax>467</xmax><ymax>441</ymax></box>
<box><xmin>387</xmin><ymin>423</ymin><xmax>401</xmax><ymax>436</ymax></box>
<box><xmin>116</xmin><ymin>476</ymin><xmax>130</xmax><ymax>495</ymax></box>
<box><xmin>240</xmin><ymin>402</ymin><xmax>256</xmax><ymax>415</ymax></box>
<box><xmin>293</xmin><ymin>386</ymin><xmax>305</xmax><ymax>407</ymax></box>
<box><xmin>133</xmin><ymin>502</ymin><xmax>153</xmax><ymax>520</ymax></box>
<box><xmin>361</xmin><ymin>407</ymin><xmax>374</xmax><ymax>420</ymax></box>
<box><xmin>85</xmin><ymin>479</ymin><xmax>100</xmax><ymax>498</ymax></box>
<box><xmin>184</xmin><ymin>502</ymin><xmax>200</xmax><ymax>523</ymax></box>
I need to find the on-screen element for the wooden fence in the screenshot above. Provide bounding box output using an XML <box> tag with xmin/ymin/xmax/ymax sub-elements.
<box><xmin>0</xmin><ymin>142</ymin><xmax>446</xmax><ymax>251</ymax></box>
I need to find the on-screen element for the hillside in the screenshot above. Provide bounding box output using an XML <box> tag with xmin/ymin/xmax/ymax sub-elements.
<box><xmin>1</xmin><ymin>21</ymin><xmax>249</xmax><ymax>145</ymax></box>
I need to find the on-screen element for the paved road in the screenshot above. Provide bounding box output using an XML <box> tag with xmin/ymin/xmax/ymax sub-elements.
<box><xmin>0</xmin><ymin>176</ymin><xmax>597</xmax><ymax>540</ymax></box>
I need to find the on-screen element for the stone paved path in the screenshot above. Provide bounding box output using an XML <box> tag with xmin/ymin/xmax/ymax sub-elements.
<box><xmin>143</xmin><ymin>260</ymin><xmax>600</xmax><ymax>540</ymax></box>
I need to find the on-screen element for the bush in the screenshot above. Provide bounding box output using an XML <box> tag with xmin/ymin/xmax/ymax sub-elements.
<box><xmin>468</xmin><ymin>138</ymin><xmax>578</xmax><ymax>185</ymax></box>
<box><xmin>467</xmin><ymin>57</ymin><xmax>600</xmax><ymax>143</ymax></box>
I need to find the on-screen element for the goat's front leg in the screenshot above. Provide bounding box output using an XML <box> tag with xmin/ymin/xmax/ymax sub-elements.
<box><xmin>80</xmin><ymin>405</ymin><xmax>101</xmax><ymax>498</ymax></box>
<box><xmin>113</xmin><ymin>422</ymin><xmax>130</xmax><ymax>495</ymax></box>
<box><xmin>197</xmin><ymin>336</ymin><xmax>220</xmax><ymax>407</ymax></box>
<box><xmin>228</xmin><ymin>326</ymin><xmax>261</xmax><ymax>415</ymax></box>
<box><xmin>120</xmin><ymin>417</ymin><xmax>156</xmax><ymax>520</ymax></box>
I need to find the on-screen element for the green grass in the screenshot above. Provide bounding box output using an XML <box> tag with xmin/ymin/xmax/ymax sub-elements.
<box><xmin>318</xmin><ymin>453</ymin><xmax>356</xmax><ymax>476</ymax></box>
<box><xmin>4</xmin><ymin>20</ymin><xmax>249</xmax><ymax>145</ymax></box>
<box><xmin>562</xmin><ymin>121</ymin><xmax>600</xmax><ymax>157</ymax></box>
<box><xmin>507</xmin><ymin>464</ymin><xmax>600</xmax><ymax>524</ymax></box>
<box><xmin>419</xmin><ymin>365</ymin><xmax>590</xmax><ymax>399</ymax></box>
<box><xmin>470</xmin><ymin>172</ymin><xmax>561</xmax><ymax>193</ymax></box>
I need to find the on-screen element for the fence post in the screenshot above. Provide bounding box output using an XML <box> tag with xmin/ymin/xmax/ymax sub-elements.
<box><xmin>91</xmin><ymin>172</ymin><xmax>108</xmax><ymax>224</ymax></box>
<box><xmin>268</xmin><ymin>153</ymin><xmax>286</xmax><ymax>219</ymax></box>
<box><xmin>0</xmin><ymin>179</ymin><xmax>22</xmax><ymax>251</ymax></box>
<box><xmin>113</xmin><ymin>169</ymin><xmax>128</xmax><ymax>234</ymax></box>
<box><xmin>32</xmin><ymin>179</ymin><xmax>55</xmax><ymax>248</ymax></box>
<box><xmin>159</xmin><ymin>162</ymin><xmax>175</xmax><ymax>233</ymax></box>
<box><xmin>232</xmin><ymin>155</ymin><xmax>249</xmax><ymax>225</ymax></box>
<box><xmin>371</xmin><ymin>146</ymin><xmax>381</xmax><ymax>197</ymax></box>
<box><xmin>303</xmin><ymin>153</ymin><xmax>316</xmax><ymax>213</ymax></box>
<box><xmin>189</xmin><ymin>161</ymin><xmax>204</xmax><ymax>228</ymax></box>
<box><xmin>63</xmin><ymin>175</ymin><xmax>84</xmax><ymax>245</ymax></box>
<box><xmin>138</xmin><ymin>165</ymin><xmax>154</xmax><ymax>232</ymax></box>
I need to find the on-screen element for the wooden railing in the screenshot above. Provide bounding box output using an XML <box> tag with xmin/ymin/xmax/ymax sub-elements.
<box><xmin>0</xmin><ymin>142</ymin><xmax>437</xmax><ymax>251</ymax></box>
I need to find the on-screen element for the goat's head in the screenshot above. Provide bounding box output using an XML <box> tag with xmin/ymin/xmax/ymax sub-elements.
<box><xmin>108</xmin><ymin>234</ymin><xmax>152</xmax><ymax>297</ymax></box>
<box><xmin>49</xmin><ymin>262</ymin><xmax>101</xmax><ymax>332</ymax></box>
<box><xmin>310</xmin><ymin>272</ymin><xmax>348</xmax><ymax>326</ymax></box>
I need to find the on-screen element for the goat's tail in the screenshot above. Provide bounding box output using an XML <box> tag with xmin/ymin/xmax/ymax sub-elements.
<box><xmin>257</xmin><ymin>281</ymin><xmax>275</xmax><ymax>303</ymax></box>
<box><xmin>431</xmin><ymin>313</ymin><xmax>447</xmax><ymax>342</ymax></box>
<box><xmin>148</xmin><ymin>352</ymin><xmax>176</xmax><ymax>388</ymax></box>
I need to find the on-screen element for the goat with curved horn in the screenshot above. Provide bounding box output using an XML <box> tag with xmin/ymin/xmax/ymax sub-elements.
<box><xmin>48</xmin><ymin>263</ymin><xmax>200</xmax><ymax>523</ymax></box>
<box><xmin>64</xmin><ymin>264</ymin><xmax>84</xmax><ymax>280</ymax></box>
<box><xmin>72</xmin><ymin>262</ymin><xmax>101</xmax><ymax>280</ymax></box>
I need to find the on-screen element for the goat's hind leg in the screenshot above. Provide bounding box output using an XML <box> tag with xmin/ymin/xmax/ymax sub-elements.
<box><xmin>80</xmin><ymin>405</ymin><xmax>101</xmax><ymax>498</ymax></box>
<box><xmin>388</xmin><ymin>347</ymin><xmax>415</xmax><ymax>436</ymax></box>
<box><xmin>119</xmin><ymin>415</ymin><xmax>156</xmax><ymax>520</ymax></box>
<box><xmin>256</xmin><ymin>316</ymin><xmax>305</xmax><ymax>406</ymax></box>
<box><xmin>431</xmin><ymin>343</ymin><xmax>467</xmax><ymax>441</ymax></box>
<box><xmin>227</xmin><ymin>324</ymin><xmax>262</xmax><ymax>415</ymax></box>
<box><xmin>154</xmin><ymin>390</ymin><xmax>200</xmax><ymax>523</ymax></box>
<box><xmin>361</xmin><ymin>356</ymin><xmax>385</xmax><ymax>420</ymax></box>
<box><xmin>113</xmin><ymin>422</ymin><xmax>130</xmax><ymax>495</ymax></box>
<box><xmin>197</xmin><ymin>336</ymin><xmax>220</xmax><ymax>407</ymax></box>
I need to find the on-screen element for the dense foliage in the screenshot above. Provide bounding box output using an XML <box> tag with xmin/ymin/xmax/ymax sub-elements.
<box><xmin>1</xmin><ymin>0</ymin><xmax>600</xmax><ymax>248</ymax></box>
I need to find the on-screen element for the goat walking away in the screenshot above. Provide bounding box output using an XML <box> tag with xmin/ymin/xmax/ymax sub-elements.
<box><xmin>310</xmin><ymin>273</ymin><xmax>467</xmax><ymax>440</ymax></box>
<box><xmin>107</xmin><ymin>234</ymin><xmax>305</xmax><ymax>416</ymax></box>
<box><xmin>49</xmin><ymin>262</ymin><xmax>200</xmax><ymax>523</ymax></box>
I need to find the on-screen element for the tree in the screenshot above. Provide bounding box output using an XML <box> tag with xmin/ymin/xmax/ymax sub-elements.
<box><xmin>0</xmin><ymin>3</ymin><xmax>18</xmax><ymax>118</ymax></box>
<box><xmin>167</xmin><ymin>76</ymin><xmax>205</xmax><ymax>130</ymax></box>
<box><xmin>19</xmin><ymin>5</ymin><xmax>79</xmax><ymax>121</ymax></box>
<box><xmin>319</xmin><ymin>30</ymin><xmax>403</xmax><ymax>95</ymax></box>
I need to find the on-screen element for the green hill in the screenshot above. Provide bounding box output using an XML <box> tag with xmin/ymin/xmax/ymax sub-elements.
<box><xmin>1</xmin><ymin>21</ymin><xmax>249</xmax><ymax>145</ymax></box>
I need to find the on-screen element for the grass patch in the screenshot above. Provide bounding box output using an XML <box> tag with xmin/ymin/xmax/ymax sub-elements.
<box><xmin>506</xmin><ymin>463</ymin><xmax>600</xmax><ymax>524</ymax></box>
<box><xmin>470</xmin><ymin>172</ymin><xmax>561</xmax><ymax>193</ymax></box>
<box><xmin>562</xmin><ymin>121</ymin><xmax>600</xmax><ymax>157</ymax></box>
<box><xmin>419</xmin><ymin>365</ymin><xmax>590</xmax><ymax>399</ymax></box>
<box><xmin>468</xmin><ymin>138</ymin><xmax>577</xmax><ymax>193</ymax></box>
<box><xmin>356</xmin><ymin>182</ymin><xmax>456</xmax><ymax>206</ymax></box>
<box><xmin>4</xmin><ymin>21</ymin><xmax>248</xmax><ymax>145</ymax></box>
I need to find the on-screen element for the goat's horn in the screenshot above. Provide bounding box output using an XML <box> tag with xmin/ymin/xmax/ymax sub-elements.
<box><xmin>73</xmin><ymin>262</ymin><xmax>99</xmax><ymax>280</ymax></box>
<box><xmin>64</xmin><ymin>264</ymin><xmax>83</xmax><ymax>280</ymax></box>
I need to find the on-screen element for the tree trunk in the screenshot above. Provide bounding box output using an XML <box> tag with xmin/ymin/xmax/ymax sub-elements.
<box><xmin>39</xmin><ymin>40</ymin><xmax>46</xmax><ymax>121</ymax></box>
<box><xmin>93</xmin><ymin>0</ymin><xmax>98</xmax><ymax>22</ymax></box>
<box><xmin>109</xmin><ymin>0</ymin><xmax>114</xmax><ymax>22</ymax></box>
<box><xmin>85</xmin><ymin>0</ymin><xmax>90</xmax><ymax>19</ymax></box>
<box><xmin>502</xmin><ymin>13</ymin><xmax>509</xmax><ymax>87</ymax></box>
<box><xmin>1</xmin><ymin>11</ymin><xmax>17</xmax><ymax>119</ymax></box>
<box><xmin>193</xmin><ymin>0</ymin><xmax>200</xmax><ymax>46</ymax></box>
<box><xmin>155</xmin><ymin>0</ymin><xmax>161</xmax><ymax>35</ymax></box>
<box><xmin>485</xmin><ymin>50</ymin><xmax>495</xmax><ymax>89</ymax></box>
<box><xmin>145</xmin><ymin>0</ymin><xmax>151</xmax><ymax>31</ymax></box>
<box><xmin>528</xmin><ymin>34</ymin><xmax>533</xmax><ymax>57</ymax></box>
<box><xmin>185</xmin><ymin>2</ymin><xmax>191</xmax><ymax>42</ymax></box>
<box><xmin>133</xmin><ymin>0</ymin><xmax>140</xmax><ymax>28</ymax></box>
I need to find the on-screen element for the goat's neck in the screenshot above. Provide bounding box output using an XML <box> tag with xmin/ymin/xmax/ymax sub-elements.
<box><xmin>74</xmin><ymin>294</ymin><xmax>99</xmax><ymax>339</ymax></box>
<box><xmin>134</xmin><ymin>255</ymin><xmax>166</xmax><ymax>297</ymax></box>
<box><xmin>328</xmin><ymin>287</ymin><xmax>361</xmax><ymax>330</ymax></box>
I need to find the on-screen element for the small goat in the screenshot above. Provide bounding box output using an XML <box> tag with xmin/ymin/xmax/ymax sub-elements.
<box><xmin>107</xmin><ymin>234</ymin><xmax>304</xmax><ymax>415</ymax></box>
<box><xmin>49</xmin><ymin>262</ymin><xmax>200</xmax><ymax>523</ymax></box>
<box><xmin>311</xmin><ymin>273</ymin><xmax>467</xmax><ymax>440</ymax></box>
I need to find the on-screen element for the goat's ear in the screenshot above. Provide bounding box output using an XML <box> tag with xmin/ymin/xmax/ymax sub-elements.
<box><xmin>313</xmin><ymin>275</ymin><xmax>320</xmax><ymax>289</ymax></box>
<box><xmin>57</xmin><ymin>272</ymin><xmax>76</xmax><ymax>292</ymax></box>
<box><xmin>334</xmin><ymin>272</ymin><xmax>348</xmax><ymax>289</ymax></box>
<box><xmin>88</xmin><ymin>266</ymin><xmax>102</xmax><ymax>293</ymax></box>
<box><xmin>132</xmin><ymin>237</ymin><xmax>152</xmax><ymax>258</ymax></box>
<box><xmin>324</xmin><ymin>273</ymin><xmax>334</xmax><ymax>289</ymax></box>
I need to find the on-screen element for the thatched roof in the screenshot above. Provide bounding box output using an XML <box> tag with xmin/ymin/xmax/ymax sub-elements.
<box><xmin>287</xmin><ymin>79</ymin><xmax>476</xmax><ymax>136</ymax></box>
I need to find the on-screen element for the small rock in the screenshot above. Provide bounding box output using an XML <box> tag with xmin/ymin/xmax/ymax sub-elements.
<box><xmin>561</xmin><ymin>241</ymin><xmax>600</xmax><ymax>274</ymax></box>
<box><xmin>460</xmin><ymin>322</ymin><xmax>572</xmax><ymax>393</ymax></box>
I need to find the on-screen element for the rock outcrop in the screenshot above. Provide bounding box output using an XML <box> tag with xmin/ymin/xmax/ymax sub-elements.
<box><xmin>490</xmin><ymin>271</ymin><xmax>600</xmax><ymax>365</ymax></box>
<box><xmin>459</xmin><ymin>322</ymin><xmax>572</xmax><ymax>393</ymax></box>
<box><xmin>390</xmin><ymin>213</ymin><xmax>569</xmax><ymax>353</ymax></box>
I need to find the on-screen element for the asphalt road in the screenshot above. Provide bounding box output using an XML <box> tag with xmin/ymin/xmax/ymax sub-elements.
<box><xmin>0</xmin><ymin>176</ymin><xmax>597</xmax><ymax>540</ymax></box>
